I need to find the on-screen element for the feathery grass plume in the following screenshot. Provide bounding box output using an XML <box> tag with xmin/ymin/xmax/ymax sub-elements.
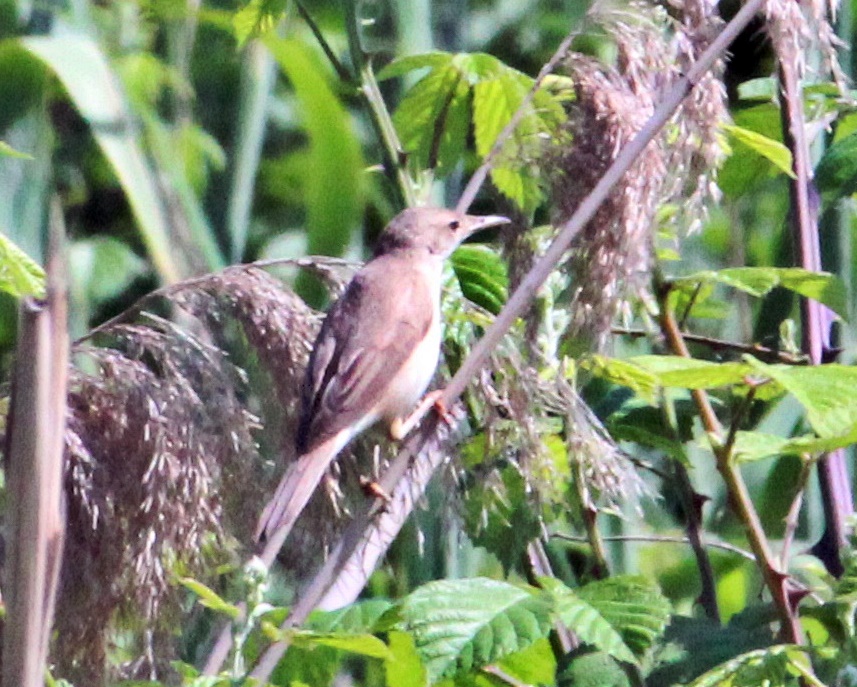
<box><xmin>765</xmin><ymin>0</ymin><xmax>846</xmax><ymax>91</ymax></box>
<box><xmin>60</xmin><ymin>318</ymin><xmax>259</xmax><ymax>683</ymax></box>
<box><xmin>548</xmin><ymin>1</ymin><xmax>728</xmax><ymax>347</ymax></box>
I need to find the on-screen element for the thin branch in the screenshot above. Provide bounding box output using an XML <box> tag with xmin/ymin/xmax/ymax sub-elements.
<box><xmin>658</xmin><ymin>282</ymin><xmax>803</xmax><ymax>644</ymax></box>
<box><xmin>780</xmin><ymin>457</ymin><xmax>813</xmax><ymax>570</ymax></box>
<box><xmin>295</xmin><ymin>0</ymin><xmax>353</xmax><ymax>83</ymax></box>
<box><xmin>245</xmin><ymin>1</ymin><xmax>770</xmax><ymax>681</ymax></box>
<box><xmin>661</xmin><ymin>391</ymin><xmax>720</xmax><ymax>623</ymax></box>
<box><xmin>612</xmin><ymin>326</ymin><xmax>809</xmax><ymax>365</ymax></box>
<box><xmin>344</xmin><ymin>0</ymin><xmax>416</xmax><ymax>206</ymax></box>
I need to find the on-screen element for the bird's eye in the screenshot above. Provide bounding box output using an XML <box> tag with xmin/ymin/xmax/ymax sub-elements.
<box><xmin>448</xmin><ymin>220</ymin><xmax>460</xmax><ymax>231</ymax></box>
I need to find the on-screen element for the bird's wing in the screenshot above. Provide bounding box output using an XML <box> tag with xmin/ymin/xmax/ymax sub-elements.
<box><xmin>298</xmin><ymin>256</ymin><xmax>434</xmax><ymax>453</ymax></box>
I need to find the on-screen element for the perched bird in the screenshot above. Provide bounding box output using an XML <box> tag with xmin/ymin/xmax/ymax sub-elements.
<box><xmin>255</xmin><ymin>207</ymin><xmax>509</xmax><ymax>554</ymax></box>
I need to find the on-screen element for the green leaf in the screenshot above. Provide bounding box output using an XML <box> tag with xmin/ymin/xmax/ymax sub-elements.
<box><xmin>673</xmin><ymin>267</ymin><xmax>848</xmax><ymax>320</ymax></box>
<box><xmin>377</xmin><ymin>52</ymin><xmax>455</xmax><ymax>80</ymax></box>
<box><xmin>732</xmin><ymin>428</ymin><xmax>857</xmax><ymax>462</ymax></box>
<box><xmin>233</xmin><ymin>0</ymin><xmax>287</xmax><ymax>46</ymax></box>
<box><xmin>576</xmin><ymin>576</ymin><xmax>671</xmax><ymax>658</ymax></box>
<box><xmin>22</xmin><ymin>36</ymin><xmax>189</xmax><ymax>283</ymax></box>
<box><xmin>178</xmin><ymin>578</ymin><xmax>240</xmax><ymax>619</ymax></box>
<box><xmin>687</xmin><ymin>645</ymin><xmax>811</xmax><ymax>687</ymax></box>
<box><xmin>392</xmin><ymin>60</ymin><xmax>470</xmax><ymax>175</ymax></box>
<box><xmin>627</xmin><ymin>356</ymin><xmax>753</xmax><ymax>390</ymax></box>
<box><xmin>396</xmin><ymin>578</ymin><xmax>553</xmax><ymax>681</ymax></box>
<box><xmin>582</xmin><ymin>356</ymin><xmax>659</xmax><ymax>404</ymax></box>
<box><xmin>309</xmin><ymin>599</ymin><xmax>394</xmax><ymax>633</ymax></box>
<box><xmin>0</xmin><ymin>232</ymin><xmax>45</xmax><ymax>299</ymax></box>
<box><xmin>0</xmin><ymin>140</ymin><xmax>32</xmax><ymax>159</ymax></box>
<box><xmin>745</xmin><ymin>358</ymin><xmax>857</xmax><ymax>438</ymax></box>
<box><xmin>450</xmin><ymin>244</ymin><xmax>508</xmax><ymax>315</ymax></box>
<box><xmin>497</xmin><ymin>637</ymin><xmax>556</xmax><ymax>686</ymax></box>
<box><xmin>287</xmin><ymin>629</ymin><xmax>393</xmax><ymax>659</ymax></box>
<box><xmin>557</xmin><ymin>649</ymin><xmax>631</xmax><ymax>687</ymax></box>
<box><xmin>541</xmin><ymin>578</ymin><xmax>637</xmax><ymax>664</ymax></box>
<box><xmin>816</xmin><ymin>130</ymin><xmax>857</xmax><ymax>199</ymax></box>
<box><xmin>265</xmin><ymin>36</ymin><xmax>364</xmax><ymax>303</ymax></box>
<box><xmin>386</xmin><ymin>631</ymin><xmax>428</xmax><ymax>687</ymax></box>
<box><xmin>723</xmin><ymin>125</ymin><xmax>795</xmax><ymax>179</ymax></box>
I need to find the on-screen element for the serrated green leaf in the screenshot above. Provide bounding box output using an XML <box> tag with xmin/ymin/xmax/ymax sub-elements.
<box><xmin>576</xmin><ymin>576</ymin><xmax>671</xmax><ymax>657</ymax></box>
<box><xmin>396</xmin><ymin>578</ymin><xmax>553</xmax><ymax>681</ymax></box>
<box><xmin>392</xmin><ymin>62</ymin><xmax>470</xmax><ymax>175</ymax></box>
<box><xmin>0</xmin><ymin>232</ymin><xmax>45</xmax><ymax>299</ymax></box>
<box><xmin>178</xmin><ymin>578</ymin><xmax>240</xmax><ymax>619</ymax></box>
<box><xmin>473</xmin><ymin>76</ymin><xmax>544</xmax><ymax>212</ymax></box>
<box><xmin>723</xmin><ymin>125</ymin><xmax>795</xmax><ymax>179</ymax></box>
<box><xmin>0</xmin><ymin>140</ymin><xmax>32</xmax><ymax>159</ymax></box>
<box><xmin>674</xmin><ymin>267</ymin><xmax>847</xmax><ymax>319</ymax></box>
<box><xmin>450</xmin><ymin>244</ymin><xmax>508</xmax><ymax>314</ymax></box>
<box><xmin>541</xmin><ymin>578</ymin><xmax>637</xmax><ymax>665</ymax></box>
<box><xmin>745</xmin><ymin>358</ymin><xmax>857</xmax><ymax>438</ymax></box>
<box><xmin>288</xmin><ymin>629</ymin><xmax>393</xmax><ymax>659</ymax></box>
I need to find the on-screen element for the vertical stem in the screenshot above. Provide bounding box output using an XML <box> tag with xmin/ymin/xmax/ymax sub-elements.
<box><xmin>344</xmin><ymin>0</ymin><xmax>417</xmax><ymax>207</ymax></box>
<box><xmin>779</xmin><ymin>52</ymin><xmax>853</xmax><ymax>576</ymax></box>
<box><xmin>658</xmin><ymin>286</ymin><xmax>802</xmax><ymax>643</ymax></box>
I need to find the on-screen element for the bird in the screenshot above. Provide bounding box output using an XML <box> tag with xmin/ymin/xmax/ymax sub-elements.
<box><xmin>255</xmin><ymin>206</ymin><xmax>510</xmax><ymax>556</ymax></box>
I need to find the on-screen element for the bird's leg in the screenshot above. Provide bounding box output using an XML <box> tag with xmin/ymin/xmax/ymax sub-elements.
<box><xmin>389</xmin><ymin>390</ymin><xmax>448</xmax><ymax>440</ymax></box>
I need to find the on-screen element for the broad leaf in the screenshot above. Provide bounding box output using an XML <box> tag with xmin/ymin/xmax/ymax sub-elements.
<box><xmin>233</xmin><ymin>0</ymin><xmax>287</xmax><ymax>45</ymax></box>
<box><xmin>673</xmin><ymin>267</ymin><xmax>847</xmax><ymax>320</ymax></box>
<box><xmin>497</xmin><ymin>638</ymin><xmax>556</xmax><ymax>686</ymax></box>
<box><xmin>627</xmin><ymin>356</ymin><xmax>753</xmax><ymax>390</ymax></box>
<box><xmin>687</xmin><ymin>645</ymin><xmax>811</xmax><ymax>687</ymax></box>
<box><xmin>745</xmin><ymin>358</ymin><xmax>857</xmax><ymax>438</ymax></box>
<box><xmin>23</xmin><ymin>36</ymin><xmax>188</xmax><ymax>283</ymax></box>
<box><xmin>557</xmin><ymin>649</ymin><xmax>631</xmax><ymax>687</ymax></box>
<box><xmin>266</xmin><ymin>36</ymin><xmax>364</xmax><ymax>304</ymax></box>
<box><xmin>723</xmin><ymin>125</ymin><xmax>795</xmax><ymax>179</ymax></box>
<box><xmin>386</xmin><ymin>631</ymin><xmax>428</xmax><ymax>687</ymax></box>
<box><xmin>542</xmin><ymin>578</ymin><xmax>637</xmax><ymax>664</ymax></box>
<box><xmin>576</xmin><ymin>576</ymin><xmax>671</xmax><ymax>657</ymax></box>
<box><xmin>732</xmin><ymin>429</ymin><xmax>857</xmax><ymax>462</ymax></box>
<box><xmin>450</xmin><ymin>244</ymin><xmax>508</xmax><ymax>314</ymax></box>
<box><xmin>0</xmin><ymin>232</ymin><xmax>45</xmax><ymax>298</ymax></box>
<box><xmin>396</xmin><ymin>578</ymin><xmax>553</xmax><ymax>681</ymax></box>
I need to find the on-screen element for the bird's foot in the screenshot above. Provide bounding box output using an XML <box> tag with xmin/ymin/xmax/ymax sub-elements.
<box><xmin>389</xmin><ymin>390</ymin><xmax>447</xmax><ymax>440</ymax></box>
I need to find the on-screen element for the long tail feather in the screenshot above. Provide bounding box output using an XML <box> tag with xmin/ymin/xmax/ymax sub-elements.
<box><xmin>255</xmin><ymin>435</ymin><xmax>342</xmax><ymax>564</ymax></box>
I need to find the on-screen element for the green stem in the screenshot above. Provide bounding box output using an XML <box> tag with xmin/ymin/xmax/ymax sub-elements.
<box><xmin>344</xmin><ymin>0</ymin><xmax>416</xmax><ymax>207</ymax></box>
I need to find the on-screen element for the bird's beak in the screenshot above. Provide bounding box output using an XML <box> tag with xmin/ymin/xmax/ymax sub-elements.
<box><xmin>464</xmin><ymin>214</ymin><xmax>511</xmax><ymax>237</ymax></box>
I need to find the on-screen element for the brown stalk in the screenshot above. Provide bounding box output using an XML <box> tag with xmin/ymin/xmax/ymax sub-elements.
<box><xmin>657</xmin><ymin>288</ymin><xmax>802</xmax><ymax>643</ymax></box>
<box><xmin>778</xmin><ymin>41</ymin><xmax>852</xmax><ymax>578</ymax></box>
<box><xmin>2</xmin><ymin>198</ymin><xmax>69</xmax><ymax>687</ymax></box>
<box><xmin>243</xmin><ymin>0</ymin><xmax>769</xmax><ymax>681</ymax></box>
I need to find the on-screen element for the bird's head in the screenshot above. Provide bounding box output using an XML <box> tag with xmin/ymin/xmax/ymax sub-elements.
<box><xmin>374</xmin><ymin>207</ymin><xmax>510</xmax><ymax>259</ymax></box>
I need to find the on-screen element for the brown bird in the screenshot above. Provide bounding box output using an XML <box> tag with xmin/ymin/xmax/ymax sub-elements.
<box><xmin>255</xmin><ymin>207</ymin><xmax>510</xmax><ymax>555</ymax></box>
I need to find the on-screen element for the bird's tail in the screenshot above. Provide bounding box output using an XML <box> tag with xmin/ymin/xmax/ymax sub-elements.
<box><xmin>255</xmin><ymin>435</ymin><xmax>342</xmax><ymax>565</ymax></box>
